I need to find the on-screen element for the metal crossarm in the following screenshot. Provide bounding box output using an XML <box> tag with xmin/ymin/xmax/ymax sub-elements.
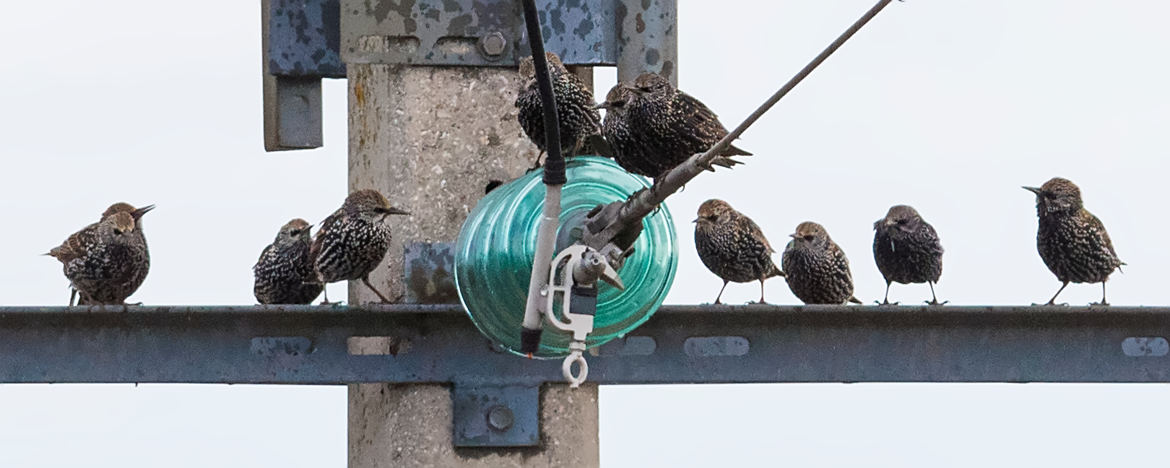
<box><xmin>0</xmin><ymin>305</ymin><xmax>1166</xmax><ymax>385</ymax></box>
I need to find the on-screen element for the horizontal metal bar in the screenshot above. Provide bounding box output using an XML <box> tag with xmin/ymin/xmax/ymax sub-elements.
<box><xmin>0</xmin><ymin>305</ymin><xmax>1166</xmax><ymax>385</ymax></box>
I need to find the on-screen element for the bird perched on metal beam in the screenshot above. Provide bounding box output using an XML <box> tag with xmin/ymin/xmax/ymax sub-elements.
<box><xmin>872</xmin><ymin>205</ymin><xmax>945</xmax><ymax>305</ymax></box>
<box><xmin>311</xmin><ymin>190</ymin><xmax>410</xmax><ymax>304</ymax></box>
<box><xmin>597</xmin><ymin>72</ymin><xmax>748</xmax><ymax>180</ymax></box>
<box><xmin>254</xmin><ymin>218</ymin><xmax>323</xmax><ymax>305</ymax></box>
<box><xmin>781</xmin><ymin>221</ymin><xmax>861</xmax><ymax>305</ymax></box>
<box><xmin>48</xmin><ymin>203</ymin><xmax>154</xmax><ymax>305</ymax></box>
<box><xmin>1024</xmin><ymin>177</ymin><xmax>1123</xmax><ymax>305</ymax></box>
<box><xmin>515</xmin><ymin>52</ymin><xmax>606</xmax><ymax>167</ymax></box>
<box><xmin>693</xmin><ymin>199</ymin><xmax>784</xmax><ymax>304</ymax></box>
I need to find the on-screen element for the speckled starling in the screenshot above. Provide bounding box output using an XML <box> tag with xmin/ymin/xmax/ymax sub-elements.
<box><xmin>311</xmin><ymin>190</ymin><xmax>410</xmax><ymax>304</ymax></box>
<box><xmin>781</xmin><ymin>221</ymin><xmax>861</xmax><ymax>305</ymax></box>
<box><xmin>1024</xmin><ymin>177</ymin><xmax>1124</xmax><ymax>305</ymax></box>
<box><xmin>254</xmin><ymin>218</ymin><xmax>323</xmax><ymax>305</ymax></box>
<box><xmin>693</xmin><ymin>199</ymin><xmax>784</xmax><ymax>304</ymax></box>
<box><xmin>873</xmin><ymin>205</ymin><xmax>945</xmax><ymax>305</ymax></box>
<box><xmin>47</xmin><ymin>209</ymin><xmax>152</xmax><ymax>305</ymax></box>
<box><xmin>598</xmin><ymin>73</ymin><xmax>749</xmax><ymax>180</ymax></box>
<box><xmin>515</xmin><ymin>52</ymin><xmax>604</xmax><ymax>165</ymax></box>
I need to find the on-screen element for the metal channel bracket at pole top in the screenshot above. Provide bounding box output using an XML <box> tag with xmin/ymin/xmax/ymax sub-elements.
<box><xmin>262</xmin><ymin>0</ymin><xmax>679</xmax><ymax>151</ymax></box>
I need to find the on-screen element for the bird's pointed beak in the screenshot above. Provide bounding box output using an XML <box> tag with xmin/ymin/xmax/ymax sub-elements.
<box><xmin>384</xmin><ymin>207</ymin><xmax>411</xmax><ymax>216</ymax></box>
<box><xmin>1022</xmin><ymin>186</ymin><xmax>1042</xmax><ymax>195</ymax></box>
<box><xmin>788</xmin><ymin>233</ymin><xmax>798</xmax><ymax>239</ymax></box>
<box><xmin>691</xmin><ymin>217</ymin><xmax>698</xmax><ymax>223</ymax></box>
<box><xmin>132</xmin><ymin>204</ymin><xmax>156</xmax><ymax>219</ymax></box>
<box><xmin>593</xmin><ymin>102</ymin><xmax>609</xmax><ymax>110</ymax></box>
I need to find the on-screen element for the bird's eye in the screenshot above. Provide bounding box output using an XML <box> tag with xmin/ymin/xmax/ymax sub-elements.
<box><xmin>896</xmin><ymin>219</ymin><xmax>907</xmax><ymax>225</ymax></box>
<box><xmin>612</xmin><ymin>100</ymin><xmax>625</xmax><ymax>108</ymax></box>
<box><xmin>803</xmin><ymin>235</ymin><xmax>815</xmax><ymax>241</ymax></box>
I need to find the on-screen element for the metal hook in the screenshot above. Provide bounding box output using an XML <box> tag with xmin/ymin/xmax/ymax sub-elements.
<box><xmin>562</xmin><ymin>345</ymin><xmax>588</xmax><ymax>388</ymax></box>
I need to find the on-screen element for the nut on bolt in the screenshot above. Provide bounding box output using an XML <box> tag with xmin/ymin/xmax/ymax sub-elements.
<box><xmin>479</xmin><ymin>32</ymin><xmax>508</xmax><ymax>59</ymax></box>
<box><xmin>486</xmin><ymin>405</ymin><xmax>514</xmax><ymax>431</ymax></box>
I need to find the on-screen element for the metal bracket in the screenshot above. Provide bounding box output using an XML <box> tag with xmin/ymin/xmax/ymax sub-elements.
<box><xmin>262</xmin><ymin>0</ymin><xmax>345</xmax><ymax>151</ymax></box>
<box><xmin>341</xmin><ymin>0</ymin><xmax>620</xmax><ymax>67</ymax></box>
<box><xmin>404</xmin><ymin>242</ymin><xmax>458</xmax><ymax>304</ymax></box>
<box><xmin>453</xmin><ymin>384</ymin><xmax>539</xmax><ymax>447</ymax></box>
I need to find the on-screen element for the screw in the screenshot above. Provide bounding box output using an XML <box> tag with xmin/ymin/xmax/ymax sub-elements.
<box><xmin>480</xmin><ymin>32</ymin><xmax>507</xmax><ymax>58</ymax></box>
<box><xmin>486</xmin><ymin>405</ymin><xmax>514</xmax><ymax>431</ymax></box>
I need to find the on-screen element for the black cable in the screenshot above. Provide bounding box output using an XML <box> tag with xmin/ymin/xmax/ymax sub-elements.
<box><xmin>520</xmin><ymin>0</ymin><xmax>566</xmax><ymax>186</ymax></box>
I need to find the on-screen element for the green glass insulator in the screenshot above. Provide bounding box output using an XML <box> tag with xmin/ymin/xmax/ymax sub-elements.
<box><xmin>455</xmin><ymin>156</ymin><xmax>678</xmax><ymax>358</ymax></box>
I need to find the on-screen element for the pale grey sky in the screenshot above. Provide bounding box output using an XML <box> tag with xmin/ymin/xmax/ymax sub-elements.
<box><xmin>3</xmin><ymin>0</ymin><xmax>1170</xmax><ymax>466</ymax></box>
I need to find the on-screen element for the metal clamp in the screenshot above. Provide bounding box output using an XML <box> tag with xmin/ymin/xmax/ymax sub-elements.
<box><xmin>542</xmin><ymin>245</ymin><xmax>623</xmax><ymax>387</ymax></box>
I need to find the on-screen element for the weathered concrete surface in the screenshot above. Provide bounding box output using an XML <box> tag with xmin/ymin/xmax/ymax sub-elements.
<box><xmin>349</xmin><ymin>384</ymin><xmax>599</xmax><ymax>468</ymax></box>
<box><xmin>346</xmin><ymin>61</ymin><xmax>599</xmax><ymax>467</ymax></box>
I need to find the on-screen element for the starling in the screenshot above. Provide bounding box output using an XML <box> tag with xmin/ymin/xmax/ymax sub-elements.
<box><xmin>515</xmin><ymin>52</ymin><xmax>605</xmax><ymax>165</ymax></box>
<box><xmin>693</xmin><ymin>199</ymin><xmax>784</xmax><ymax>304</ymax></box>
<box><xmin>47</xmin><ymin>208</ymin><xmax>152</xmax><ymax>305</ymax></box>
<box><xmin>1024</xmin><ymin>177</ymin><xmax>1123</xmax><ymax>305</ymax></box>
<box><xmin>254</xmin><ymin>218</ymin><xmax>323</xmax><ymax>305</ymax></box>
<box><xmin>598</xmin><ymin>72</ymin><xmax>748</xmax><ymax>180</ymax></box>
<box><xmin>781</xmin><ymin>221</ymin><xmax>861</xmax><ymax>305</ymax></box>
<box><xmin>873</xmin><ymin>205</ymin><xmax>945</xmax><ymax>305</ymax></box>
<box><xmin>311</xmin><ymin>189</ymin><xmax>410</xmax><ymax>304</ymax></box>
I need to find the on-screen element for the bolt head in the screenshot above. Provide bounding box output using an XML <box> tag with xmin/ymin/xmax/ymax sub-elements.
<box><xmin>480</xmin><ymin>32</ymin><xmax>508</xmax><ymax>58</ymax></box>
<box><xmin>486</xmin><ymin>405</ymin><xmax>514</xmax><ymax>431</ymax></box>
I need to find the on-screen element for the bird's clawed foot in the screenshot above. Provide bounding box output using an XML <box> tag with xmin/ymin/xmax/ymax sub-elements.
<box><xmin>875</xmin><ymin>299</ymin><xmax>899</xmax><ymax>306</ymax></box>
<box><xmin>1090</xmin><ymin>301</ymin><xmax>1110</xmax><ymax>307</ymax></box>
<box><xmin>1033</xmin><ymin>301</ymin><xmax>1069</xmax><ymax>307</ymax></box>
<box><xmin>527</xmin><ymin>151</ymin><xmax>546</xmax><ymax>172</ymax></box>
<box><xmin>925</xmin><ymin>299</ymin><xmax>948</xmax><ymax>306</ymax></box>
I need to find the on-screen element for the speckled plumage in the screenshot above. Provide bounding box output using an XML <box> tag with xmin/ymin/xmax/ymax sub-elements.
<box><xmin>873</xmin><ymin>205</ymin><xmax>944</xmax><ymax>305</ymax></box>
<box><xmin>694</xmin><ymin>199</ymin><xmax>783</xmax><ymax>304</ymax></box>
<box><xmin>48</xmin><ymin>209</ymin><xmax>151</xmax><ymax>305</ymax></box>
<box><xmin>599</xmin><ymin>73</ymin><xmax>749</xmax><ymax>179</ymax></box>
<box><xmin>254</xmin><ymin>218</ymin><xmax>323</xmax><ymax>304</ymax></box>
<box><xmin>515</xmin><ymin>52</ymin><xmax>603</xmax><ymax>162</ymax></box>
<box><xmin>1025</xmin><ymin>178</ymin><xmax>1123</xmax><ymax>305</ymax></box>
<box><xmin>781</xmin><ymin>221</ymin><xmax>860</xmax><ymax>305</ymax></box>
<box><xmin>311</xmin><ymin>190</ymin><xmax>409</xmax><ymax>303</ymax></box>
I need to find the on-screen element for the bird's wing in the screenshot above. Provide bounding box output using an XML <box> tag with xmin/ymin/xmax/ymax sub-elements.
<box><xmin>47</xmin><ymin>222</ymin><xmax>100</xmax><ymax>263</ymax></box>
<box><xmin>254</xmin><ymin>243</ymin><xmax>276</xmax><ymax>272</ymax></box>
<box><xmin>1085</xmin><ymin>211</ymin><xmax>1122</xmax><ymax>265</ymax></box>
<box><xmin>310</xmin><ymin>209</ymin><xmax>344</xmax><ymax>262</ymax></box>
<box><xmin>675</xmin><ymin>91</ymin><xmax>728</xmax><ymax>143</ymax></box>
<box><xmin>736</xmin><ymin>214</ymin><xmax>774</xmax><ymax>254</ymax></box>
<box><xmin>919</xmin><ymin>222</ymin><xmax>945</xmax><ymax>255</ymax></box>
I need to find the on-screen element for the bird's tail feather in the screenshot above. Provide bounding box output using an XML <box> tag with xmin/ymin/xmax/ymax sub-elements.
<box><xmin>722</xmin><ymin>143</ymin><xmax>752</xmax><ymax>157</ymax></box>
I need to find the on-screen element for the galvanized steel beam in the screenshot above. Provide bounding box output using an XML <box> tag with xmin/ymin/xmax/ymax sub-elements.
<box><xmin>0</xmin><ymin>305</ymin><xmax>1166</xmax><ymax>385</ymax></box>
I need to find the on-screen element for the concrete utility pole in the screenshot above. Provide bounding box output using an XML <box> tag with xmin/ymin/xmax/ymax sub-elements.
<box><xmin>345</xmin><ymin>60</ymin><xmax>600</xmax><ymax>465</ymax></box>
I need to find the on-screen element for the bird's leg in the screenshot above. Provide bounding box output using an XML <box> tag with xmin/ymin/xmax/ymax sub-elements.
<box><xmin>319</xmin><ymin>287</ymin><xmax>343</xmax><ymax>306</ymax></box>
<box><xmin>1042</xmin><ymin>281</ymin><xmax>1070</xmax><ymax>306</ymax></box>
<box><xmin>528</xmin><ymin>150</ymin><xmax>546</xmax><ymax>171</ymax></box>
<box><xmin>68</xmin><ymin>288</ymin><xmax>77</xmax><ymax>307</ymax></box>
<box><xmin>876</xmin><ymin>281</ymin><xmax>898</xmax><ymax>305</ymax></box>
<box><xmin>756</xmin><ymin>278</ymin><xmax>768</xmax><ymax>304</ymax></box>
<box><xmin>925</xmin><ymin>282</ymin><xmax>948</xmax><ymax>306</ymax></box>
<box><xmin>714</xmin><ymin>280</ymin><xmax>729</xmax><ymax>305</ymax></box>
<box><xmin>1091</xmin><ymin>282</ymin><xmax>1110</xmax><ymax>306</ymax></box>
<box><xmin>362</xmin><ymin>276</ymin><xmax>394</xmax><ymax>304</ymax></box>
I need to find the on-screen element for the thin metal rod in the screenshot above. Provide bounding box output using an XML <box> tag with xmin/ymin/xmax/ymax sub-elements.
<box><xmin>590</xmin><ymin>0</ymin><xmax>897</xmax><ymax>246</ymax></box>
